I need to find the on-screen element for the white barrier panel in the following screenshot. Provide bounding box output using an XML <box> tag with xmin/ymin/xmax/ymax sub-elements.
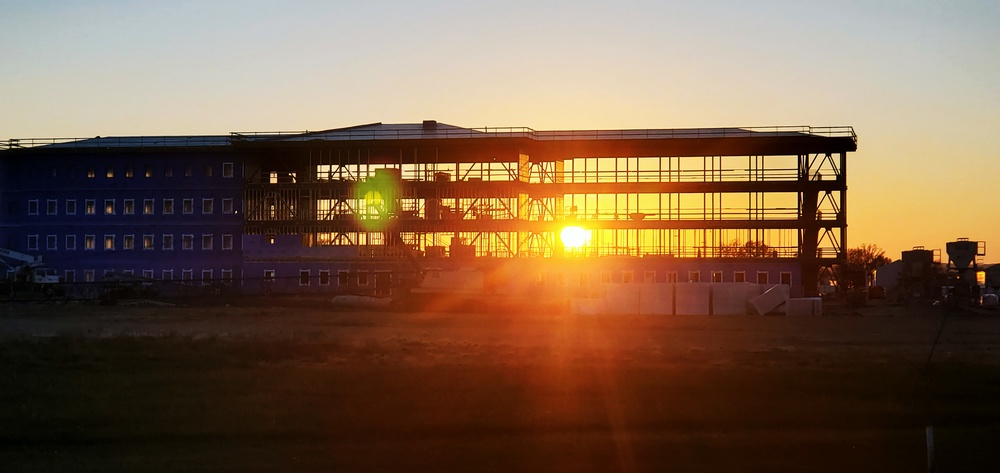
<box><xmin>784</xmin><ymin>297</ymin><xmax>823</xmax><ymax>316</ymax></box>
<box><xmin>749</xmin><ymin>284</ymin><xmax>790</xmax><ymax>315</ymax></box>
<box><xmin>605</xmin><ymin>284</ymin><xmax>641</xmax><ymax>314</ymax></box>
<box><xmin>639</xmin><ymin>283</ymin><xmax>674</xmax><ymax>315</ymax></box>
<box><xmin>712</xmin><ymin>283</ymin><xmax>761</xmax><ymax>315</ymax></box>
<box><xmin>676</xmin><ymin>283</ymin><xmax>712</xmax><ymax>315</ymax></box>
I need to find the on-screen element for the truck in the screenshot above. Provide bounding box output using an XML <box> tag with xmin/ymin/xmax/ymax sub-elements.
<box><xmin>0</xmin><ymin>247</ymin><xmax>63</xmax><ymax>298</ymax></box>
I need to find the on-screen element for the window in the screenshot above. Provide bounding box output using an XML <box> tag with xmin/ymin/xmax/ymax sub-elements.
<box><xmin>201</xmin><ymin>269</ymin><xmax>213</xmax><ymax>285</ymax></box>
<box><xmin>222</xmin><ymin>234</ymin><xmax>233</xmax><ymax>250</ymax></box>
<box><xmin>123</xmin><ymin>269</ymin><xmax>134</xmax><ymax>276</ymax></box>
<box><xmin>104</xmin><ymin>235</ymin><xmax>115</xmax><ymax>250</ymax></box>
<box><xmin>264</xmin><ymin>270</ymin><xmax>275</xmax><ymax>283</ymax></box>
<box><xmin>222</xmin><ymin>269</ymin><xmax>233</xmax><ymax>285</ymax></box>
<box><xmin>28</xmin><ymin>199</ymin><xmax>39</xmax><ymax>215</ymax></box>
<box><xmin>143</xmin><ymin>199</ymin><xmax>154</xmax><ymax>215</ymax></box>
<box><xmin>85</xmin><ymin>199</ymin><xmax>95</xmax><ymax>215</ymax></box>
<box><xmin>162</xmin><ymin>269</ymin><xmax>174</xmax><ymax>281</ymax></box>
<box><xmin>145</xmin><ymin>165</ymin><xmax>153</xmax><ymax>178</ymax></box>
<box><xmin>184</xmin><ymin>165</ymin><xmax>192</xmax><ymax>177</ymax></box>
<box><xmin>66</xmin><ymin>234</ymin><xmax>76</xmax><ymax>250</ymax></box>
<box><xmin>124</xmin><ymin>199</ymin><xmax>135</xmax><ymax>215</ymax></box>
<box><xmin>202</xmin><ymin>234</ymin><xmax>213</xmax><ymax>250</ymax></box>
<box><xmin>47</xmin><ymin>199</ymin><xmax>57</xmax><ymax>215</ymax></box>
<box><xmin>123</xmin><ymin>234</ymin><xmax>135</xmax><ymax>250</ymax></box>
<box><xmin>204</xmin><ymin>165</ymin><xmax>213</xmax><ymax>177</ymax></box>
<box><xmin>27</xmin><ymin>234</ymin><xmax>38</xmax><ymax>250</ymax></box>
<box><xmin>299</xmin><ymin>270</ymin><xmax>310</xmax><ymax>286</ymax></box>
<box><xmin>87</xmin><ymin>167</ymin><xmax>95</xmax><ymax>178</ymax></box>
<box><xmin>780</xmin><ymin>272</ymin><xmax>792</xmax><ymax>285</ymax></box>
<box><xmin>66</xmin><ymin>199</ymin><xmax>76</xmax><ymax>215</ymax></box>
<box><xmin>104</xmin><ymin>199</ymin><xmax>115</xmax><ymax>215</ymax></box>
<box><xmin>143</xmin><ymin>234</ymin><xmax>153</xmax><ymax>250</ymax></box>
<box><xmin>65</xmin><ymin>270</ymin><xmax>76</xmax><ymax>283</ymax></box>
<box><xmin>182</xmin><ymin>269</ymin><xmax>193</xmax><ymax>283</ymax></box>
<box><xmin>358</xmin><ymin>272</ymin><xmax>369</xmax><ymax>286</ymax></box>
<box><xmin>85</xmin><ymin>235</ymin><xmax>95</xmax><ymax>250</ymax></box>
<box><xmin>223</xmin><ymin>162</ymin><xmax>234</xmax><ymax>178</ymax></box>
<box><xmin>266</xmin><ymin>234</ymin><xmax>275</xmax><ymax>245</ymax></box>
<box><xmin>338</xmin><ymin>271</ymin><xmax>349</xmax><ymax>286</ymax></box>
<box><xmin>622</xmin><ymin>270</ymin><xmax>634</xmax><ymax>284</ymax></box>
<box><xmin>712</xmin><ymin>271</ymin><xmax>723</xmax><ymax>283</ymax></box>
<box><xmin>182</xmin><ymin>234</ymin><xmax>193</xmax><ymax>250</ymax></box>
<box><xmin>103</xmin><ymin>270</ymin><xmax>114</xmax><ymax>279</ymax></box>
<box><xmin>165</xmin><ymin>167</ymin><xmax>174</xmax><ymax>178</ymax></box>
<box><xmin>666</xmin><ymin>271</ymin><xmax>678</xmax><ymax>283</ymax></box>
<box><xmin>600</xmin><ymin>271</ymin><xmax>611</xmax><ymax>284</ymax></box>
<box><xmin>163</xmin><ymin>199</ymin><xmax>174</xmax><ymax>215</ymax></box>
<box><xmin>182</xmin><ymin>199</ymin><xmax>193</xmax><ymax>214</ymax></box>
<box><xmin>142</xmin><ymin>269</ymin><xmax>153</xmax><ymax>279</ymax></box>
<box><xmin>644</xmin><ymin>271</ymin><xmax>655</xmax><ymax>283</ymax></box>
<box><xmin>319</xmin><ymin>270</ymin><xmax>330</xmax><ymax>286</ymax></box>
<box><xmin>46</xmin><ymin>235</ymin><xmax>57</xmax><ymax>250</ymax></box>
<box><xmin>163</xmin><ymin>234</ymin><xmax>174</xmax><ymax>250</ymax></box>
<box><xmin>734</xmin><ymin>271</ymin><xmax>746</xmax><ymax>283</ymax></box>
<box><xmin>202</xmin><ymin>198</ymin><xmax>214</xmax><ymax>214</ymax></box>
<box><xmin>222</xmin><ymin>198</ymin><xmax>234</xmax><ymax>214</ymax></box>
<box><xmin>125</xmin><ymin>166</ymin><xmax>134</xmax><ymax>178</ymax></box>
<box><xmin>757</xmin><ymin>271</ymin><xmax>769</xmax><ymax>285</ymax></box>
<box><xmin>580</xmin><ymin>272</ymin><xmax>591</xmax><ymax>287</ymax></box>
<box><xmin>106</xmin><ymin>165</ymin><xmax>114</xmax><ymax>178</ymax></box>
<box><xmin>688</xmin><ymin>270</ymin><xmax>701</xmax><ymax>283</ymax></box>
<box><xmin>84</xmin><ymin>270</ymin><xmax>95</xmax><ymax>282</ymax></box>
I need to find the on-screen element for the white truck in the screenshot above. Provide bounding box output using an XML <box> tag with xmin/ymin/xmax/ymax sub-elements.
<box><xmin>0</xmin><ymin>247</ymin><xmax>62</xmax><ymax>297</ymax></box>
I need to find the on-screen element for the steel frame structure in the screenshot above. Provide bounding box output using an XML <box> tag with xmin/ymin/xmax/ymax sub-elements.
<box><xmin>239</xmin><ymin>123</ymin><xmax>856</xmax><ymax>296</ymax></box>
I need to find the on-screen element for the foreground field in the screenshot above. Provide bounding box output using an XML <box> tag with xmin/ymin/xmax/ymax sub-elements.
<box><xmin>2</xmin><ymin>302</ymin><xmax>1000</xmax><ymax>472</ymax></box>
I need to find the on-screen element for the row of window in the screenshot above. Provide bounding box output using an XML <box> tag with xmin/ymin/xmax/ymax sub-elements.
<box><xmin>529</xmin><ymin>269</ymin><xmax>793</xmax><ymax>286</ymax></box>
<box><xmin>27</xmin><ymin>198</ymin><xmax>236</xmax><ymax>216</ymax></box>
<box><xmin>265</xmin><ymin>269</ymin><xmax>376</xmax><ymax>287</ymax></box>
<box><xmin>74</xmin><ymin>162</ymin><xmax>235</xmax><ymax>179</ymax></box>
<box><xmin>52</xmin><ymin>268</ymin><xmax>235</xmax><ymax>284</ymax></box>
<box><xmin>26</xmin><ymin>233</ymin><xmax>235</xmax><ymax>251</ymax></box>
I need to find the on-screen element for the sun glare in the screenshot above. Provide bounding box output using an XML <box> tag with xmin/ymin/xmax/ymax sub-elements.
<box><xmin>560</xmin><ymin>226</ymin><xmax>590</xmax><ymax>250</ymax></box>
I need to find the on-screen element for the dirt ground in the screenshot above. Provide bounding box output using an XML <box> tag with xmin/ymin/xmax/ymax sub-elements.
<box><xmin>2</xmin><ymin>300</ymin><xmax>1000</xmax><ymax>472</ymax></box>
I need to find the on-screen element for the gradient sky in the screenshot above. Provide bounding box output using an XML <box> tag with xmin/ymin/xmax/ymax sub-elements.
<box><xmin>2</xmin><ymin>1</ymin><xmax>998</xmax><ymax>260</ymax></box>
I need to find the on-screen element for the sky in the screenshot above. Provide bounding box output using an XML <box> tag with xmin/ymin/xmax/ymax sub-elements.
<box><xmin>2</xmin><ymin>0</ymin><xmax>998</xmax><ymax>260</ymax></box>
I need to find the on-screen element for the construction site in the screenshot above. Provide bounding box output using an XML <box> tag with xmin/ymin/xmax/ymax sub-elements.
<box><xmin>4</xmin><ymin>122</ymin><xmax>1000</xmax><ymax>472</ymax></box>
<box><xmin>1</xmin><ymin>121</ymin><xmax>856</xmax><ymax>314</ymax></box>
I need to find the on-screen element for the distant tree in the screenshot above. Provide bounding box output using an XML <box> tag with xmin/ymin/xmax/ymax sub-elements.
<box><xmin>720</xmin><ymin>240</ymin><xmax>772</xmax><ymax>257</ymax></box>
<box><xmin>846</xmin><ymin>243</ymin><xmax>892</xmax><ymax>286</ymax></box>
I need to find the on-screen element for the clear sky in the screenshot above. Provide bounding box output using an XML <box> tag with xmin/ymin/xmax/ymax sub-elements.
<box><xmin>2</xmin><ymin>0</ymin><xmax>998</xmax><ymax>259</ymax></box>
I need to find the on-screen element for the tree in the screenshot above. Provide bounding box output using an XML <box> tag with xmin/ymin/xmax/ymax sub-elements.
<box><xmin>719</xmin><ymin>240</ymin><xmax>773</xmax><ymax>258</ymax></box>
<box><xmin>846</xmin><ymin>243</ymin><xmax>892</xmax><ymax>286</ymax></box>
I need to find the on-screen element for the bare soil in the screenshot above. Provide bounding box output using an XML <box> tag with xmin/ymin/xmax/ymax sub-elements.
<box><xmin>2</xmin><ymin>301</ymin><xmax>1000</xmax><ymax>472</ymax></box>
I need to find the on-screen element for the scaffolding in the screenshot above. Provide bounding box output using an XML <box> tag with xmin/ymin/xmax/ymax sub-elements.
<box><xmin>240</xmin><ymin>123</ymin><xmax>855</xmax><ymax>295</ymax></box>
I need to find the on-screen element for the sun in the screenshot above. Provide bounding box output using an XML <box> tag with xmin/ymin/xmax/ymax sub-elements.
<box><xmin>560</xmin><ymin>226</ymin><xmax>590</xmax><ymax>250</ymax></box>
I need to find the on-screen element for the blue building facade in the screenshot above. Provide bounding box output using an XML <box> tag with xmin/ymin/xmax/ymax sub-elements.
<box><xmin>1</xmin><ymin>140</ymin><xmax>243</xmax><ymax>292</ymax></box>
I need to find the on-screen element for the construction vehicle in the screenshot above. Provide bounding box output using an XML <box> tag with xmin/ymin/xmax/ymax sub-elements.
<box><xmin>0</xmin><ymin>247</ymin><xmax>62</xmax><ymax>298</ymax></box>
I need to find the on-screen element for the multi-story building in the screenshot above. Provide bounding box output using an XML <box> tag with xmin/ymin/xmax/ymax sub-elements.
<box><xmin>1</xmin><ymin>122</ymin><xmax>856</xmax><ymax>300</ymax></box>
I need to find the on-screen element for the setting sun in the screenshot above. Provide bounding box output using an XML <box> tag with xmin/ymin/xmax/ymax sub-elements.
<box><xmin>560</xmin><ymin>226</ymin><xmax>590</xmax><ymax>250</ymax></box>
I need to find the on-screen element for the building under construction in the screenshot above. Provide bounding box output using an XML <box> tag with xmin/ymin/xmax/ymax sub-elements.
<box><xmin>1</xmin><ymin>121</ymin><xmax>856</xmax><ymax>301</ymax></box>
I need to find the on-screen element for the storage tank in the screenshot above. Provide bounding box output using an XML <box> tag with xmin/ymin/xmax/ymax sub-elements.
<box><xmin>902</xmin><ymin>247</ymin><xmax>935</xmax><ymax>276</ymax></box>
<box><xmin>946</xmin><ymin>238</ymin><xmax>980</xmax><ymax>271</ymax></box>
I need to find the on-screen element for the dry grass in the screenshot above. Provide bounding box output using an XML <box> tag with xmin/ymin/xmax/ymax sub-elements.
<box><xmin>1</xmin><ymin>306</ymin><xmax>1000</xmax><ymax>472</ymax></box>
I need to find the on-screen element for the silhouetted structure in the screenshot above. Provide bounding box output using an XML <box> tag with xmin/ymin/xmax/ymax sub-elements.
<box><xmin>1</xmin><ymin>122</ymin><xmax>856</xmax><ymax>297</ymax></box>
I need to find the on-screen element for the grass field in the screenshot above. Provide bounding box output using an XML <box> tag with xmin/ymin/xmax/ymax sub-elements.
<box><xmin>2</xmin><ymin>302</ymin><xmax>1000</xmax><ymax>472</ymax></box>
